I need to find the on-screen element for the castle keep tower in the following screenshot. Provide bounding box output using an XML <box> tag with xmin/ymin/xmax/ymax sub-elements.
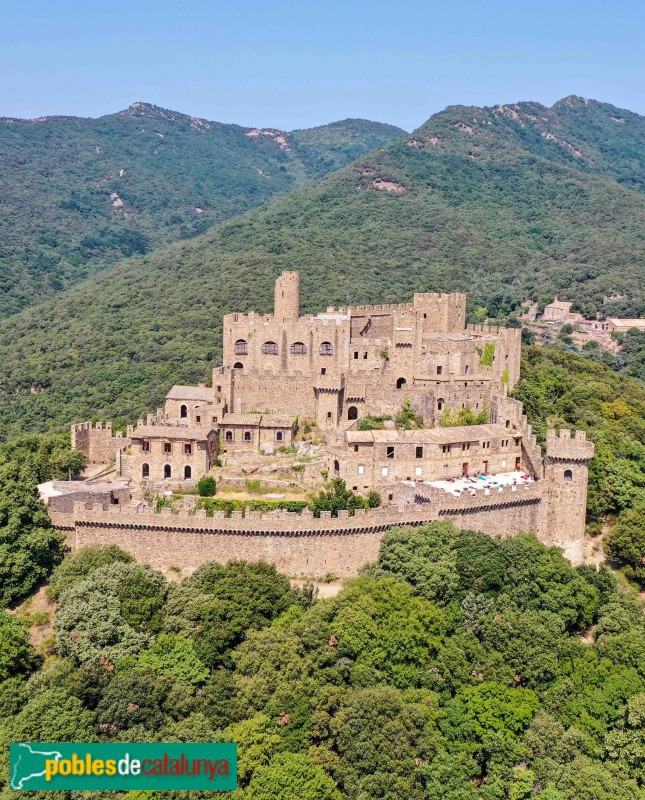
<box><xmin>274</xmin><ymin>270</ymin><xmax>300</xmax><ymax>322</ymax></box>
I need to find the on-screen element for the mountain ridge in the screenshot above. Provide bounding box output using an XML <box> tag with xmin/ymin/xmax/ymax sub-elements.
<box><xmin>1</xmin><ymin>95</ymin><xmax>644</xmax><ymax>440</ymax></box>
<box><xmin>0</xmin><ymin>104</ymin><xmax>405</xmax><ymax>316</ymax></box>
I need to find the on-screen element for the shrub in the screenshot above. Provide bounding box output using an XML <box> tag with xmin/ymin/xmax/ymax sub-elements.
<box><xmin>197</xmin><ymin>476</ymin><xmax>217</xmax><ymax>497</ymax></box>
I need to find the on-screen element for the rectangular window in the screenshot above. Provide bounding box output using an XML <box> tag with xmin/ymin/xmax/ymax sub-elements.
<box><xmin>196</xmin><ymin>415</ymin><xmax>201</xmax><ymax>423</ymax></box>
<box><xmin>184</xmin><ymin>444</ymin><xmax>192</xmax><ymax>455</ymax></box>
<box><xmin>416</xmin><ymin>446</ymin><xmax>423</xmax><ymax>459</ymax></box>
<box><xmin>354</xmin><ymin>445</ymin><xmax>359</xmax><ymax>452</ymax></box>
<box><xmin>217</xmin><ymin>385</ymin><xmax>221</xmax><ymax>392</ymax></box>
<box><xmin>462</xmin><ymin>443</ymin><xmax>470</xmax><ymax>451</ymax></box>
<box><xmin>465</xmin><ymin>365</ymin><xmax>470</xmax><ymax>375</ymax></box>
<box><xmin>244</xmin><ymin>431</ymin><xmax>252</xmax><ymax>442</ymax></box>
<box><xmin>386</xmin><ymin>446</ymin><xmax>395</xmax><ymax>459</ymax></box>
<box><xmin>501</xmin><ymin>459</ymin><xmax>507</xmax><ymax>467</ymax></box>
<box><xmin>415</xmin><ymin>466</ymin><xmax>422</xmax><ymax>477</ymax></box>
<box><xmin>358</xmin><ymin>464</ymin><xmax>365</xmax><ymax>475</ymax></box>
<box><xmin>381</xmin><ymin>466</ymin><xmax>389</xmax><ymax>477</ymax></box>
<box><xmin>442</xmin><ymin>444</ymin><xmax>450</xmax><ymax>454</ymax></box>
<box><xmin>354</xmin><ymin>351</ymin><xmax>359</xmax><ymax>359</ymax></box>
<box><xmin>436</xmin><ymin>366</ymin><xmax>443</xmax><ymax>375</ymax></box>
<box><xmin>163</xmin><ymin>442</ymin><xmax>172</xmax><ymax>453</ymax></box>
<box><xmin>443</xmin><ymin>464</ymin><xmax>449</xmax><ymax>474</ymax></box>
<box><xmin>363</xmin><ymin>352</ymin><xmax>368</xmax><ymax>359</ymax></box>
<box><xmin>141</xmin><ymin>440</ymin><xmax>150</xmax><ymax>452</ymax></box>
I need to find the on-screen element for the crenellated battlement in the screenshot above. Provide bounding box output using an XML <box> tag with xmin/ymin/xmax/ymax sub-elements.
<box><xmin>67</xmin><ymin>479</ymin><xmax>545</xmax><ymax>535</ymax></box>
<box><xmin>546</xmin><ymin>428</ymin><xmax>595</xmax><ymax>461</ymax></box>
<box><xmin>71</xmin><ymin>421</ymin><xmax>129</xmax><ymax>464</ymax></box>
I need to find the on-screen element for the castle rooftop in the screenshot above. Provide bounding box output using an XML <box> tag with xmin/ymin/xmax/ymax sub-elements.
<box><xmin>166</xmin><ymin>385</ymin><xmax>213</xmax><ymax>402</ymax></box>
<box><xmin>346</xmin><ymin>423</ymin><xmax>517</xmax><ymax>445</ymax></box>
<box><xmin>132</xmin><ymin>424</ymin><xmax>216</xmax><ymax>439</ymax></box>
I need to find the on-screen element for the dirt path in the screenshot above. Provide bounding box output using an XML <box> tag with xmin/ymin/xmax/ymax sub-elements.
<box><xmin>7</xmin><ymin>585</ymin><xmax>56</xmax><ymax>652</ymax></box>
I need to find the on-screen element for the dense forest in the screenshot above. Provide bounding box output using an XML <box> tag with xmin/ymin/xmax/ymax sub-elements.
<box><xmin>0</xmin><ymin>103</ymin><xmax>405</xmax><ymax>315</ymax></box>
<box><xmin>3</xmin><ymin>523</ymin><xmax>645</xmax><ymax>799</ymax></box>
<box><xmin>1</xmin><ymin>98</ymin><xmax>644</xmax><ymax>440</ymax></box>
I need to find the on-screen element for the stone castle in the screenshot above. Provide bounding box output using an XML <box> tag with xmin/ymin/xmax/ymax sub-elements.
<box><xmin>59</xmin><ymin>272</ymin><xmax>594</xmax><ymax>575</ymax></box>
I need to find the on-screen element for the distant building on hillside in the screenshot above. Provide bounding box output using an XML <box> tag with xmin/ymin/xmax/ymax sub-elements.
<box><xmin>542</xmin><ymin>298</ymin><xmax>574</xmax><ymax>321</ymax></box>
<box><xmin>605</xmin><ymin>318</ymin><xmax>645</xmax><ymax>333</ymax></box>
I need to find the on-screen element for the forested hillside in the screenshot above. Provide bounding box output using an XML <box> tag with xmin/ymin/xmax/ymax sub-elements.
<box><xmin>2</xmin><ymin>529</ymin><xmax>645</xmax><ymax>799</ymax></box>
<box><xmin>0</xmin><ymin>103</ymin><xmax>405</xmax><ymax>315</ymax></box>
<box><xmin>1</xmin><ymin>97</ymin><xmax>645</xmax><ymax>439</ymax></box>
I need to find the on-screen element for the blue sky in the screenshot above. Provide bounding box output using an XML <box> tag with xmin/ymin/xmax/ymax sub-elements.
<box><xmin>1</xmin><ymin>0</ymin><xmax>643</xmax><ymax>131</ymax></box>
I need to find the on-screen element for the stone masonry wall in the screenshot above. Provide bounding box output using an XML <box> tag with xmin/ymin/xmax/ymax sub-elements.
<box><xmin>58</xmin><ymin>481</ymin><xmax>551</xmax><ymax>577</ymax></box>
<box><xmin>71</xmin><ymin>422</ymin><xmax>130</xmax><ymax>464</ymax></box>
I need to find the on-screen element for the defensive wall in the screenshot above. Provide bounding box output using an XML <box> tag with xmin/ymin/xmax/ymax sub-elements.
<box><xmin>50</xmin><ymin>479</ymin><xmax>566</xmax><ymax>578</ymax></box>
<box><xmin>72</xmin><ymin>422</ymin><xmax>130</xmax><ymax>464</ymax></box>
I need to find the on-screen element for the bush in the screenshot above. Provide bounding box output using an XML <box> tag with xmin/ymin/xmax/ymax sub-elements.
<box><xmin>197</xmin><ymin>476</ymin><xmax>217</xmax><ymax>497</ymax></box>
<box><xmin>309</xmin><ymin>479</ymin><xmax>370</xmax><ymax>517</ymax></box>
<box><xmin>48</xmin><ymin>544</ymin><xmax>133</xmax><ymax>601</ymax></box>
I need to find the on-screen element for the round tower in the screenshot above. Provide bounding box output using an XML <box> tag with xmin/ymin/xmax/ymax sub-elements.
<box><xmin>274</xmin><ymin>271</ymin><xmax>300</xmax><ymax>322</ymax></box>
<box><xmin>542</xmin><ymin>429</ymin><xmax>595</xmax><ymax>564</ymax></box>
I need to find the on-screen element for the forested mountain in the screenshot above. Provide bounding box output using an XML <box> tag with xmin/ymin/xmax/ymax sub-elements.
<box><xmin>0</xmin><ymin>103</ymin><xmax>405</xmax><ymax>316</ymax></box>
<box><xmin>1</xmin><ymin>97</ymin><xmax>644</xmax><ymax>439</ymax></box>
<box><xmin>3</xmin><ymin>528</ymin><xmax>645</xmax><ymax>800</ymax></box>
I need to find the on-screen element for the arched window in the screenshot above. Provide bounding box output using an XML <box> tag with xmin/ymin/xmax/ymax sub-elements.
<box><xmin>505</xmin><ymin>419</ymin><xmax>511</xmax><ymax>428</ymax></box>
<box><xmin>290</xmin><ymin>341</ymin><xmax>307</xmax><ymax>355</ymax></box>
<box><xmin>333</xmin><ymin>459</ymin><xmax>340</xmax><ymax>476</ymax></box>
<box><xmin>180</xmin><ymin>404</ymin><xmax>187</xmax><ymax>418</ymax></box>
<box><xmin>163</xmin><ymin>464</ymin><xmax>172</xmax><ymax>479</ymax></box>
<box><xmin>320</xmin><ymin>341</ymin><xmax>333</xmax><ymax>356</ymax></box>
<box><xmin>347</xmin><ymin>406</ymin><xmax>358</xmax><ymax>421</ymax></box>
<box><xmin>225</xmin><ymin>431</ymin><xmax>233</xmax><ymax>442</ymax></box>
<box><xmin>233</xmin><ymin>362</ymin><xmax>244</xmax><ymax>370</ymax></box>
<box><xmin>396</xmin><ymin>377</ymin><xmax>406</xmax><ymax>389</ymax></box>
<box><xmin>564</xmin><ymin>469</ymin><xmax>573</xmax><ymax>482</ymax></box>
<box><xmin>262</xmin><ymin>341</ymin><xmax>279</xmax><ymax>355</ymax></box>
<box><xmin>142</xmin><ymin>463</ymin><xmax>149</xmax><ymax>478</ymax></box>
<box><xmin>184</xmin><ymin>465</ymin><xmax>192</xmax><ymax>479</ymax></box>
<box><xmin>234</xmin><ymin>339</ymin><xmax>248</xmax><ymax>355</ymax></box>
<box><xmin>276</xmin><ymin>431</ymin><xmax>283</xmax><ymax>441</ymax></box>
<box><xmin>437</xmin><ymin>398</ymin><xmax>444</xmax><ymax>411</ymax></box>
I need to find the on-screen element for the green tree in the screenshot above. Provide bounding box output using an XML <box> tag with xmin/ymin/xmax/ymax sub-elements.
<box><xmin>96</xmin><ymin>669</ymin><xmax>178</xmax><ymax>734</ymax></box>
<box><xmin>395</xmin><ymin>397</ymin><xmax>424</xmax><ymax>429</ymax></box>
<box><xmin>309</xmin><ymin>479</ymin><xmax>369</xmax><ymax>517</ymax></box>
<box><xmin>197</xmin><ymin>476</ymin><xmax>217</xmax><ymax>497</ymax></box>
<box><xmin>48</xmin><ymin>544</ymin><xmax>134</xmax><ymax>600</ymax></box>
<box><xmin>137</xmin><ymin>635</ymin><xmax>209</xmax><ymax>687</ymax></box>
<box><xmin>55</xmin><ymin>564</ymin><xmax>154</xmax><ymax>666</ymax></box>
<box><xmin>375</xmin><ymin>522</ymin><xmax>460</xmax><ymax>604</ymax></box>
<box><xmin>245</xmin><ymin>752</ymin><xmax>341</xmax><ymax>800</ymax></box>
<box><xmin>3</xmin><ymin>687</ymin><xmax>95</xmax><ymax>742</ymax></box>
<box><xmin>0</xmin><ymin>459</ymin><xmax>66</xmax><ymax>605</ymax></box>
<box><xmin>604</xmin><ymin>505</ymin><xmax>645</xmax><ymax>581</ymax></box>
<box><xmin>0</xmin><ymin>613</ymin><xmax>35</xmax><ymax>682</ymax></box>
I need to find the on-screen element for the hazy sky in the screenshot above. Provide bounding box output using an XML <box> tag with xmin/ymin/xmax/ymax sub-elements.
<box><xmin>1</xmin><ymin>0</ymin><xmax>643</xmax><ymax>131</ymax></box>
